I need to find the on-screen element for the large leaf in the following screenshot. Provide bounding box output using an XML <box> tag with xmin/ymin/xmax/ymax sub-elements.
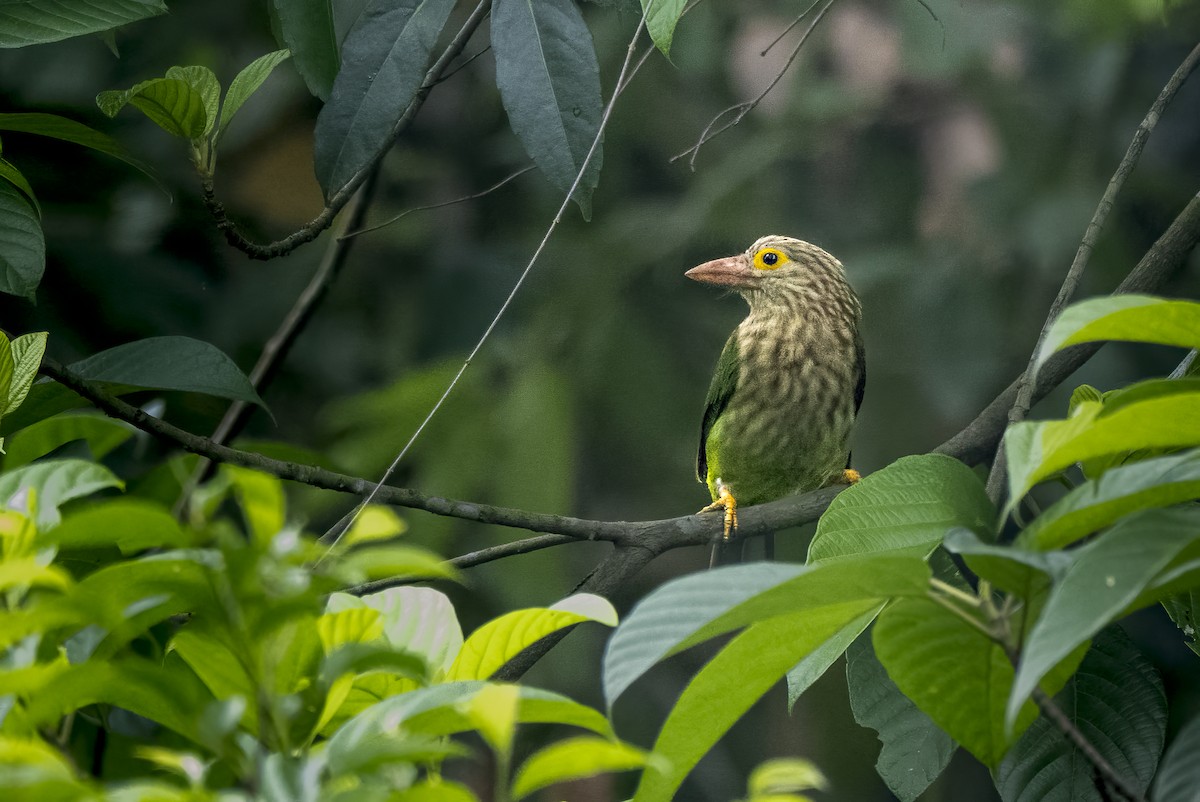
<box><xmin>1153</xmin><ymin>713</ymin><xmax>1200</xmax><ymax>802</ymax></box>
<box><xmin>492</xmin><ymin>0</ymin><xmax>603</xmax><ymax>218</ymax></box>
<box><xmin>846</xmin><ymin>631</ymin><xmax>956</xmax><ymax>802</ymax></box>
<box><xmin>3</xmin><ymin>414</ymin><xmax>134</xmax><ymax>470</ymax></box>
<box><xmin>997</xmin><ymin>628</ymin><xmax>1166</xmax><ymax>802</ymax></box>
<box><xmin>943</xmin><ymin>528</ymin><xmax>1072</xmax><ymax>599</ymax></box>
<box><xmin>639</xmin><ymin>0</ymin><xmax>687</xmax><ymax>56</ymax></box>
<box><xmin>0</xmin><ymin>459</ymin><xmax>123</xmax><ymax>528</ymax></box>
<box><xmin>631</xmin><ymin>602</ymin><xmax>878</xmax><ymax>802</ymax></box>
<box><xmin>43</xmin><ymin>499</ymin><xmax>186</xmax><ymax>553</ymax></box>
<box><xmin>1004</xmin><ymin>380</ymin><xmax>1200</xmax><ymax>508</ymax></box>
<box><xmin>219</xmin><ymin>50</ymin><xmax>293</xmax><ymax>136</ymax></box>
<box><xmin>603</xmin><ymin>555</ymin><xmax>930</xmax><ymax>708</ymax></box>
<box><xmin>0</xmin><ymin>157</ymin><xmax>39</xmax><ymax>216</ymax></box>
<box><xmin>313</xmin><ymin>0</ymin><xmax>457</xmax><ymax>199</ymax></box>
<box><xmin>446</xmin><ymin>594</ymin><xmax>616</xmax><ymax>682</ymax></box>
<box><xmin>1018</xmin><ymin>449</ymin><xmax>1200</xmax><ymax>551</ymax></box>
<box><xmin>786</xmin><ymin>604</ymin><xmax>881</xmax><ymax>710</ymax></box>
<box><xmin>1008</xmin><ymin>506</ymin><xmax>1200</xmax><ymax>730</ymax></box>
<box><xmin>0</xmin><ymin>179</ymin><xmax>44</xmax><ymax>299</ymax></box>
<box><xmin>96</xmin><ymin>78</ymin><xmax>210</xmax><ymax>139</ymax></box>
<box><xmin>328</xmin><ymin>587</ymin><xmax>463</xmax><ymax>676</ymax></box>
<box><xmin>1036</xmin><ymin>295</ymin><xmax>1200</xmax><ymax>373</ymax></box>
<box><xmin>272</xmin><ymin>0</ymin><xmax>338</xmax><ymax>101</ymax></box>
<box><xmin>69</xmin><ymin>336</ymin><xmax>266</xmax><ymax>408</ymax></box>
<box><xmin>0</xmin><ymin>0</ymin><xmax>167</xmax><ymax>47</ymax></box>
<box><xmin>808</xmin><ymin>454</ymin><xmax>994</xmax><ymax>562</ymax></box>
<box><xmin>512</xmin><ymin>736</ymin><xmax>651</xmax><ymax>800</ymax></box>
<box><xmin>873</xmin><ymin>597</ymin><xmax>1037</xmax><ymax>768</ymax></box>
<box><xmin>0</xmin><ymin>113</ymin><xmax>166</xmax><ymax>192</ymax></box>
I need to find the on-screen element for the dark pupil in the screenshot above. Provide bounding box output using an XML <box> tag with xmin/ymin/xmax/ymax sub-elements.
<box><xmin>762</xmin><ymin>251</ymin><xmax>778</xmax><ymax>265</ymax></box>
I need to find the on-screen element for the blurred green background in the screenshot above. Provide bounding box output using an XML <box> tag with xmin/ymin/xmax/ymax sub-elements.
<box><xmin>2</xmin><ymin>0</ymin><xmax>1199</xmax><ymax>798</ymax></box>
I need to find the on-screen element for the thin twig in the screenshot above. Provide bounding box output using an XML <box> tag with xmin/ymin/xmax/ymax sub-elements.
<box><xmin>985</xmin><ymin>41</ymin><xmax>1200</xmax><ymax>505</ymax></box>
<box><xmin>202</xmin><ymin>0</ymin><xmax>492</xmax><ymax>260</ymax></box>
<box><xmin>672</xmin><ymin>0</ymin><xmax>839</xmax><ymax>170</ymax></box>
<box><xmin>320</xmin><ymin>13</ymin><xmax>656</xmax><ymax>555</ymax></box>
<box><xmin>339</xmin><ymin>166</ymin><xmax>535</xmax><ymax>241</ymax></box>
<box><xmin>1032</xmin><ymin>688</ymin><xmax>1147</xmax><ymax>802</ymax></box>
<box><xmin>759</xmin><ymin>0</ymin><xmax>824</xmax><ymax>57</ymax></box>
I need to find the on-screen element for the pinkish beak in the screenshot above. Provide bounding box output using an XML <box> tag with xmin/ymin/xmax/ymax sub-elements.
<box><xmin>685</xmin><ymin>255</ymin><xmax>755</xmax><ymax>288</ymax></box>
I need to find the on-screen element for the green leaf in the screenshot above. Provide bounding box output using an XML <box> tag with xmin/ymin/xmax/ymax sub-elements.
<box><xmin>512</xmin><ymin>736</ymin><xmax>651</xmax><ymax>800</ymax></box>
<box><xmin>45</xmin><ymin>499</ymin><xmax>186</xmax><ymax>553</ymax></box>
<box><xmin>1160</xmin><ymin>589</ymin><xmax>1200</xmax><ymax>656</ymax></box>
<box><xmin>0</xmin><ymin>157</ymin><xmax>39</xmax><ymax>216</ymax></box>
<box><xmin>0</xmin><ymin>0</ymin><xmax>167</xmax><ymax>48</ymax></box>
<box><xmin>786</xmin><ymin>604</ymin><xmax>881</xmax><ymax>711</ymax></box>
<box><xmin>464</xmin><ymin>682</ymin><xmax>520</xmax><ymax>757</ymax></box>
<box><xmin>1004</xmin><ymin>380</ymin><xmax>1200</xmax><ymax>509</ymax></box>
<box><xmin>96</xmin><ymin>78</ymin><xmax>210</xmax><ymax>139</ymax></box>
<box><xmin>0</xmin><ymin>179</ymin><xmax>44</xmax><ymax>299</ymax></box>
<box><xmin>334</xmin><ymin>544</ymin><xmax>459</xmax><ymax>584</ymax></box>
<box><xmin>1008</xmin><ymin>506</ymin><xmax>1200</xmax><ymax>729</ymax></box>
<box><xmin>603</xmin><ymin>555</ymin><xmax>930</xmax><ymax>708</ymax></box>
<box><xmin>341</xmin><ymin>504</ymin><xmax>407</xmax><ymax>548</ymax></box>
<box><xmin>7</xmin><ymin>331</ymin><xmax>47</xmax><ymax>416</ymax></box>
<box><xmin>1153</xmin><ymin>712</ymin><xmax>1200</xmax><ymax>802</ymax></box>
<box><xmin>0</xmin><ymin>335</ymin><xmax>14</xmax><ymax>414</ymax></box>
<box><xmin>0</xmin><ymin>113</ymin><xmax>166</xmax><ymax>193</ymax></box>
<box><xmin>1018</xmin><ymin>449</ymin><xmax>1200</xmax><ymax>551</ymax></box>
<box><xmin>3</xmin><ymin>413</ymin><xmax>133</xmax><ymax>470</ymax></box>
<box><xmin>0</xmin><ymin>458</ymin><xmax>123</xmax><ymax>528</ymax></box>
<box><xmin>640</xmin><ymin>0</ymin><xmax>687</xmax><ymax>56</ymax></box>
<box><xmin>0</xmin><ymin>557</ymin><xmax>71</xmax><ymax>593</ymax></box>
<box><xmin>170</xmin><ymin>626</ymin><xmax>256</xmax><ymax>710</ymax></box>
<box><xmin>223</xmin><ymin>465</ymin><xmax>286</xmax><ymax>544</ymax></box>
<box><xmin>808</xmin><ymin>454</ymin><xmax>994</xmax><ymax>562</ymax></box>
<box><xmin>313</xmin><ymin>0</ymin><xmax>457</xmax><ymax>199</ymax></box>
<box><xmin>998</xmin><ymin>628</ymin><xmax>1166</xmax><ymax>802</ymax></box>
<box><xmin>874</xmin><ymin>597</ymin><xmax>1036</xmax><ymax>767</ymax></box>
<box><xmin>1036</xmin><ymin>295</ymin><xmax>1200</xmax><ymax>373</ymax></box>
<box><xmin>846</xmin><ymin>631</ymin><xmax>956</xmax><ymax>802</ymax></box>
<box><xmin>219</xmin><ymin>50</ymin><xmax>292</xmax><ymax>136</ymax></box>
<box><xmin>492</xmin><ymin>0</ymin><xmax>604</xmax><ymax>218</ymax></box>
<box><xmin>165</xmin><ymin>66</ymin><xmax>221</xmax><ymax>135</ymax></box>
<box><xmin>272</xmin><ymin>0</ymin><xmax>338</xmax><ymax>101</ymax></box>
<box><xmin>631</xmin><ymin>602</ymin><xmax>878</xmax><ymax>801</ymax></box>
<box><xmin>446</xmin><ymin>593</ymin><xmax>617</xmax><ymax>682</ymax></box>
<box><xmin>393</xmin><ymin>780</ymin><xmax>479</xmax><ymax>802</ymax></box>
<box><xmin>69</xmin><ymin>336</ymin><xmax>267</xmax><ymax>408</ymax></box>
<box><xmin>943</xmin><ymin>528</ymin><xmax>1071</xmax><ymax>598</ymax></box>
<box><xmin>747</xmin><ymin>758</ymin><xmax>829</xmax><ymax>795</ymax></box>
<box><xmin>328</xmin><ymin>587</ymin><xmax>463</xmax><ymax>676</ymax></box>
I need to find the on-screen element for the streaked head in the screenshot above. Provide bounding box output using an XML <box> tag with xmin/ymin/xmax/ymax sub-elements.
<box><xmin>684</xmin><ymin>235</ymin><xmax>852</xmax><ymax>309</ymax></box>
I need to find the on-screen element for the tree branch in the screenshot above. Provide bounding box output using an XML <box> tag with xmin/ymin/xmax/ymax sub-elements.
<box><xmin>201</xmin><ymin>0</ymin><xmax>492</xmax><ymax>260</ymax></box>
<box><xmin>1032</xmin><ymin>688</ymin><xmax>1146</xmax><ymax>802</ymax></box>
<box><xmin>985</xmin><ymin>41</ymin><xmax>1200</xmax><ymax>503</ymax></box>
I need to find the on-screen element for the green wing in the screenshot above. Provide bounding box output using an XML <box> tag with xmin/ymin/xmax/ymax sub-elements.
<box><xmin>697</xmin><ymin>333</ymin><xmax>739</xmax><ymax>483</ymax></box>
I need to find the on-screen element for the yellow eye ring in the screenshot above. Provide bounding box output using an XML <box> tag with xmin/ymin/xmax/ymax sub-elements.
<box><xmin>753</xmin><ymin>248</ymin><xmax>787</xmax><ymax>270</ymax></box>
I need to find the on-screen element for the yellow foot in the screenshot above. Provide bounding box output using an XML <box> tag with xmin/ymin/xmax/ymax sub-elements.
<box><xmin>841</xmin><ymin>468</ymin><xmax>861</xmax><ymax>484</ymax></box>
<box><xmin>698</xmin><ymin>483</ymin><xmax>738</xmax><ymax>541</ymax></box>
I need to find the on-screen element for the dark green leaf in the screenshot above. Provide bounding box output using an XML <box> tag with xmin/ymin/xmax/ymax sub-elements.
<box><xmin>272</xmin><ymin>0</ymin><xmax>338</xmax><ymax>101</ymax></box>
<box><xmin>603</xmin><ymin>555</ymin><xmax>930</xmax><ymax>708</ymax></box>
<box><xmin>1160</xmin><ymin>589</ymin><xmax>1200</xmax><ymax>656</ymax></box>
<box><xmin>313</xmin><ymin>0</ymin><xmax>457</xmax><ymax>199</ymax></box>
<box><xmin>492</xmin><ymin>0</ymin><xmax>603</xmax><ymax>218</ymax></box>
<box><xmin>6</xmin><ymin>331</ymin><xmax>46</xmax><ymax>416</ymax></box>
<box><xmin>640</xmin><ymin>0</ymin><xmax>687</xmax><ymax>56</ymax></box>
<box><xmin>874</xmin><ymin>597</ymin><xmax>1036</xmax><ymax>767</ymax></box>
<box><xmin>3</xmin><ymin>414</ymin><xmax>133</xmax><ymax>470</ymax></box>
<box><xmin>997</xmin><ymin>628</ymin><xmax>1166</xmax><ymax>802</ymax></box>
<box><xmin>0</xmin><ymin>157</ymin><xmax>39</xmax><ymax>216</ymax></box>
<box><xmin>1019</xmin><ymin>450</ymin><xmax>1200</xmax><ymax>551</ymax></box>
<box><xmin>96</xmin><ymin>78</ymin><xmax>209</xmax><ymax>139</ymax></box>
<box><xmin>786</xmin><ymin>604</ymin><xmax>880</xmax><ymax>711</ymax></box>
<box><xmin>846</xmin><ymin>632</ymin><xmax>956</xmax><ymax>802</ymax></box>
<box><xmin>165</xmin><ymin>66</ymin><xmax>221</xmax><ymax>135</ymax></box>
<box><xmin>0</xmin><ymin>458</ymin><xmax>123</xmax><ymax>528</ymax></box>
<box><xmin>809</xmin><ymin>454</ymin><xmax>994</xmax><ymax>562</ymax></box>
<box><xmin>0</xmin><ymin>0</ymin><xmax>167</xmax><ymax>48</ymax></box>
<box><xmin>219</xmin><ymin>50</ymin><xmax>293</xmax><ymax>136</ymax></box>
<box><xmin>1009</xmin><ymin>507</ymin><xmax>1200</xmax><ymax>729</ymax></box>
<box><xmin>69</xmin><ymin>336</ymin><xmax>266</xmax><ymax>408</ymax></box>
<box><xmin>0</xmin><ymin>113</ymin><xmax>166</xmax><ymax>193</ymax></box>
<box><xmin>0</xmin><ymin>179</ymin><xmax>44</xmax><ymax>299</ymax></box>
<box><xmin>1036</xmin><ymin>295</ymin><xmax>1200</xmax><ymax>373</ymax></box>
<box><xmin>631</xmin><ymin>603</ymin><xmax>877</xmax><ymax>802</ymax></box>
<box><xmin>943</xmin><ymin>528</ymin><xmax>1072</xmax><ymax>598</ymax></box>
<box><xmin>1153</xmin><ymin>713</ymin><xmax>1200</xmax><ymax>802</ymax></box>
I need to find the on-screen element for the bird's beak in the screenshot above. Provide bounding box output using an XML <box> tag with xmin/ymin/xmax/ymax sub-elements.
<box><xmin>685</xmin><ymin>255</ymin><xmax>755</xmax><ymax>288</ymax></box>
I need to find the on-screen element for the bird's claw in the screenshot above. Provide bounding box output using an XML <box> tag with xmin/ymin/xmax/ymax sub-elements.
<box><xmin>841</xmin><ymin>468</ymin><xmax>861</xmax><ymax>484</ymax></box>
<box><xmin>697</xmin><ymin>484</ymin><xmax>738</xmax><ymax>541</ymax></box>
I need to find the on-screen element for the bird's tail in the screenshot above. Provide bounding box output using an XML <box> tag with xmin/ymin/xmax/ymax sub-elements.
<box><xmin>708</xmin><ymin>532</ymin><xmax>775</xmax><ymax>567</ymax></box>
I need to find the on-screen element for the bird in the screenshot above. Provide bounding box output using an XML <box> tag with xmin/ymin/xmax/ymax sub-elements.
<box><xmin>687</xmin><ymin>235</ymin><xmax>866</xmax><ymax>566</ymax></box>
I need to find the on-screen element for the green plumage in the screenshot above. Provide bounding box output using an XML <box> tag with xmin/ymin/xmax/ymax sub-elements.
<box><xmin>693</xmin><ymin>236</ymin><xmax>865</xmax><ymax>514</ymax></box>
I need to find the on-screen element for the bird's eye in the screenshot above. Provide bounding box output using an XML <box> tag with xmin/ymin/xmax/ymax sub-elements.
<box><xmin>754</xmin><ymin>248</ymin><xmax>787</xmax><ymax>270</ymax></box>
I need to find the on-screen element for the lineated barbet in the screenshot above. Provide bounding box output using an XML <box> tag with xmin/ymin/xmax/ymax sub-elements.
<box><xmin>687</xmin><ymin>235</ymin><xmax>865</xmax><ymax>565</ymax></box>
